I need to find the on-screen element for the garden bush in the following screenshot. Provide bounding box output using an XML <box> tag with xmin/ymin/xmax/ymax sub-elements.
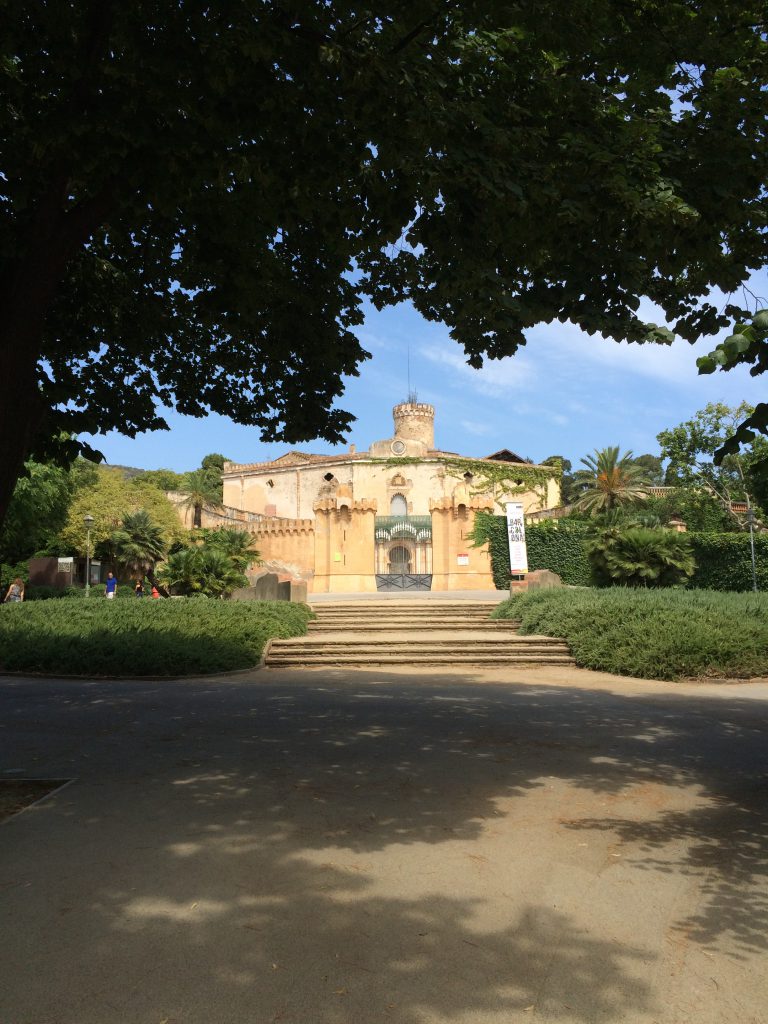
<box><xmin>585</xmin><ymin>527</ymin><xmax>695</xmax><ymax>587</ymax></box>
<box><xmin>492</xmin><ymin>588</ymin><xmax>768</xmax><ymax>680</ymax></box>
<box><xmin>24</xmin><ymin>584</ymin><xmax>73</xmax><ymax>601</ymax></box>
<box><xmin>0</xmin><ymin>599</ymin><xmax>314</xmax><ymax>676</ymax></box>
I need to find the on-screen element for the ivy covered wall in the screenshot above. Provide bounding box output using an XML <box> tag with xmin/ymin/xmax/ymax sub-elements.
<box><xmin>474</xmin><ymin>512</ymin><xmax>768</xmax><ymax>593</ymax></box>
<box><xmin>688</xmin><ymin>534</ymin><xmax>768</xmax><ymax>592</ymax></box>
<box><xmin>473</xmin><ymin>514</ymin><xmax>591</xmax><ymax>588</ymax></box>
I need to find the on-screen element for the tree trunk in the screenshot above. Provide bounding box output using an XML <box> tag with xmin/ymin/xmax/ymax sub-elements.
<box><xmin>0</xmin><ymin>327</ymin><xmax>47</xmax><ymax>528</ymax></box>
<box><xmin>0</xmin><ymin>177</ymin><xmax>115</xmax><ymax>530</ymax></box>
<box><xmin>146</xmin><ymin>567</ymin><xmax>170</xmax><ymax>599</ymax></box>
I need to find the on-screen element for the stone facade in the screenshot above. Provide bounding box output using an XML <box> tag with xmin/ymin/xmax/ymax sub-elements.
<box><xmin>205</xmin><ymin>403</ymin><xmax>561</xmax><ymax>593</ymax></box>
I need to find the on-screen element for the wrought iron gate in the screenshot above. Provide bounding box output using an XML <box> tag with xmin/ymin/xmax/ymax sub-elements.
<box><xmin>374</xmin><ymin>514</ymin><xmax>432</xmax><ymax>591</ymax></box>
<box><xmin>375</xmin><ymin>573</ymin><xmax>433</xmax><ymax>592</ymax></box>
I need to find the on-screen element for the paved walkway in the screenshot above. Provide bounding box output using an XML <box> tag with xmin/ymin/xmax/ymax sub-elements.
<box><xmin>1</xmin><ymin>666</ymin><xmax>767</xmax><ymax>1023</ymax></box>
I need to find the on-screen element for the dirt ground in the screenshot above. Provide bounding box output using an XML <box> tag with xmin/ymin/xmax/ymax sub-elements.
<box><xmin>0</xmin><ymin>779</ymin><xmax>62</xmax><ymax>822</ymax></box>
<box><xmin>2</xmin><ymin>668</ymin><xmax>767</xmax><ymax>1024</ymax></box>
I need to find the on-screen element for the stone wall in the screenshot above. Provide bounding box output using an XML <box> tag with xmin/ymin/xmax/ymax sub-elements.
<box><xmin>247</xmin><ymin>518</ymin><xmax>315</xmax><ymax>578</ymax></box>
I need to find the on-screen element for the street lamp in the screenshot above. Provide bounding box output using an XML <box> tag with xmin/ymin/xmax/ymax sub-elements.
<box><xmin>746</xmin><ymin>506</ymin><xmax>758</xmax><ymax>593</ymax></box>
<box><xmin>84</xmin><ymin>515</ymin><xmax>95</xmax><ymax>597</ymax></box>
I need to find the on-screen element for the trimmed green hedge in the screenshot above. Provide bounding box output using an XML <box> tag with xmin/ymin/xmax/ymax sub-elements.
<box><xmin>0</xmin><ymin>599</ymin><xmax>314</xmax><ymax>676</ymax></box>
<box><xmin>473</xmin><ymin>513</ymin><xmax>591</xmax><ymax>587</ymax></box>
<box><xmin>688</xmin><ymin>533</ymin><xmax>768</xmax><ymax>592</ymax></box>
<box><xmin>492</xmin><ymin>588</ymin><xmax>768</xmax><ymax>680</ymax></box>
<box><xmin>476</xmin><ymin>512</ymin><xmax>767</xmax><ymax>593</ymax></box>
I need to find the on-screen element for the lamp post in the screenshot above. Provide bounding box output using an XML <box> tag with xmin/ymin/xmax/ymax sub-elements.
<box><xmin>746</xmin><ymin>506</ymin><xmax>758</xmax><ymax>593</ymax></box>
<box><xmin>84</xmin><ymin>515</ymin><xmax>95</xmax><ymax>597</ymax></box>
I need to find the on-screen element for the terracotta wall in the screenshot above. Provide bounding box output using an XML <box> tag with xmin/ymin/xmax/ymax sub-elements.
<box><xmin>248</xmin><ymin>519</ymin><xmax>315</xmax><ymax>575</ymax></box>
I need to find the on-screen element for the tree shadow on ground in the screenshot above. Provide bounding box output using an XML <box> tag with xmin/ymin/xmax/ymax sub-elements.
<box><xmin>1</xmin><ymin>671</ymin><xmax>767</xmax><ymax>1021</ymax></box>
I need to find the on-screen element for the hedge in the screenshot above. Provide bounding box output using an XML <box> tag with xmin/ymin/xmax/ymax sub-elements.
<box><xmin>491</xmin><ymin>588</ymin><xmax>768</xmax><ymax>680</ymax></box>
<box><xmin>475</xmin><ymin>512</ymin><xmax>767</xmax><ymax>592</ymax></box>
<box><xmin>0</xmin><ymin>599</ymin><xmax>314</xmax><ymax>676</ymax></box>
<box><xmin>688</xmin><ymin>533</ymin><xmax>768</xmax><ymax>592</ymax></box>
<box><xmin>473</xmin><ymin>513</ymin><xmax>591</xmax><ymax>587</ymax></box>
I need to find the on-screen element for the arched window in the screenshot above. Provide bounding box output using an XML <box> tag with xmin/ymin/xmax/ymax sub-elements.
<box><xmin>390</xmin><ymin>493</ymin><xmax>408</xmax><ymax>516</ymax></box>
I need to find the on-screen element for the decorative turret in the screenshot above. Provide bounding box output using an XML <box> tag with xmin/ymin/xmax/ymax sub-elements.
<box><xmin>393</xmin><ymin>402</ymin><xmax>435</xmax><ymax>450</ymax></box>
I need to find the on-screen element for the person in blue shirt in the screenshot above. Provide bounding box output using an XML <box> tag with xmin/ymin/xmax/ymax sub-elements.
<box><xmin>105</xmin><ymin>572</ymin><xmax>118</xmax><ymax>599</ymax></box>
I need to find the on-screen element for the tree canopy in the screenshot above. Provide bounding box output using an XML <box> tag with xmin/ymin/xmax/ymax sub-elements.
<box><xmin>2</xmin><ymin>1</ymin><xmax>767</xmax><ymax>525</ymax></box>
<box><xmin>657</xmin><ymin>402</ymin><xmax>768</xmax><ymax>518</ymax></box>
<box><xmin>60</xmin><ymin>466</ymin><xmax>185</xmax><ymax>556</ymax></box>
<box><xmin>0</xmin><ymin>458</ymin><xmax>75</xmax><ymax>566</ymax></box>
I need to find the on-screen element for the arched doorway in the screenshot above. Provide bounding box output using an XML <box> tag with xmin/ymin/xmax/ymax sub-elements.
<box><xmin>388</xmin><ymin>544</ymin><xmax>412</xmax><ymax>574</ymax></box>
<box><xmin>374</xmin><ymin>515</ymin><xmax>432</xmax><ymax>590</ymax></box>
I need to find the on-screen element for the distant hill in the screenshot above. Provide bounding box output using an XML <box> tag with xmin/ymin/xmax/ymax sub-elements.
<box><xmin>107</xmin><ymin>464</ymin><xmax>147</xmax><ymax>479</ymax></box>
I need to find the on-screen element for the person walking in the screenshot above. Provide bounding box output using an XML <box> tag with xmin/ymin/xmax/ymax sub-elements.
<box><xmin>134</xmin><ymin>578</ymin><xmax>145</xmax><ymax>597</ymax></box>
<box><xmin>105</xmin><ymin>572</ymin><xmax>118</xmax><ymax>599</ymax></box>
<box><xmin>3</xmin><ymin>577</ymin><xmax>25</xmax><ymax>603</ymax></box>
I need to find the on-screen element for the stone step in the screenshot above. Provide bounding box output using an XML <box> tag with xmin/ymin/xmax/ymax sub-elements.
<box><xmin>266</xmin><ymin>654</ymin><xmax>575</xmax><ymax>667</ymax></box>
<box><xmin>313</xmin><ymin>604</ymin><xmax>500</xmax><ymax>612</ymax></box>
<box><xmin>308</xmin><ymin>616</ymin><xmax>516</xmax><ymax>625</ymax></box>
<box><xmin>270</xmin><ymin>634</ymin><xmax>565</xmax><ymax>651</ymax></box>
<box><xmin>313</xmin><ymin>598</ymin><xmax>505</xmax><ymax>602</ymax></box>
<box><xmin>266</xmin><ymin>637</ymin><xmax>572</xmax><ymax>665</ymax></box>
<box><xmin>312</xmin><ymin>609</ymin><xmax>502</xmax><ymax>617</ymax></box>
<box><xmin>277</xmin><ymin>599</ymin><xmax>561</xmax><ymax>669</ymax></box>
<box><xmin>276</xmin><ymin>634</ymin><xmax>562</xmax><ymax>646</ymax></box>
<box><xmin>307</xmin><ymin>618</ymin><xmax>518</xmax><ymax>626</ymax></box>
<box><xmin>313</xmin><ymin>610</ymin><xmax>499</xmax><ymax>618</ymax></box>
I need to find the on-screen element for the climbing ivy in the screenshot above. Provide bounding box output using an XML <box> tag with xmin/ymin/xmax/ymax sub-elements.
<box><xmin>474</xmin><ymin>512</ymin><xmax>768</xmax><ymax>592</ymax></box>
<box><xmin>370</xmin><ymin>456</ymin><xmax>559</xmax><ymax>512</ymax></box>
<box><xmin>472</xmin><ymin>513</ymin><xmax>591</xmax><ymax>588</ymax></box>
<box><xmin>688</xmin><ymin>533</ymin><xmax>768</xmax><ymax>592</ymax></box>
<box><xmin>441</xmin><ymin>457</ymin><xmax>559</xmax><ymax>495</ymax></box>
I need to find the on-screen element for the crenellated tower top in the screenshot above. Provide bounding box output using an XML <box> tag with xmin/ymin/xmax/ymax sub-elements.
<box><xmin>392</xmin><ymin>402</ymin><xmax>435</xmax><ymax>450</ymax></box>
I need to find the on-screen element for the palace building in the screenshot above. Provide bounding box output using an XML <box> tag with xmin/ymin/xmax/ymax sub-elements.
<box><xmin>217</xmin><ymin>402</ymin><xmax>560</xmax><ymax>593</ymax></box>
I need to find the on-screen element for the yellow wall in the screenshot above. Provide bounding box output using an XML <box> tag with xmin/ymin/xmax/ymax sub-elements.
<box><xmin>312</xmin><ymin>499</ymin><xmax>377</xmax><ymax>593</ymax></box>
<box><xmin>223</xmin><ymin>457</ymin><xmax>555</xmax><ymax>521</ymax></box>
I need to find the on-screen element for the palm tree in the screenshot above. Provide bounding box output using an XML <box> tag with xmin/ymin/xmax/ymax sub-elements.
<box><xmin>194</xmin><ymin>548</ymin><xmax>249</xmax><ymax>597</ymax></box>
<box><xmin>572</xmin><ymin>447</ymin><xmax>650</xmax><ymax>515</ymax></box>
<box><xmin>158</xmin><ymin>546</ymin><xmax>248</xmax><ymax>598</ymax></box>
<box><xmin>204</xmin><ymin>527</ymin><xmax>260</xmax><ymax>572</ymax></box>
<box><xmin>110</xmin><ymin>509</ymin><xmax>168</xmax><ymax>592</ymax></box>
<box><xmin>585</xmin><ymin>526</ymin><xmax>695</xmax><ymax>587</ymax></box>
<box><xmin>157</xmin><ymin>548</ymin><xmax>202</xmax><ymax>595</ymax></box>
<box><xmin>181</xmin><ymin>470</ymin><xmax>223</xmax><ymax>529</ymax></box>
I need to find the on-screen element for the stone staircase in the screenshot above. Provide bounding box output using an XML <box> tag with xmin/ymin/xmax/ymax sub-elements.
<box><xmin>264</xmin><ymin>600</ymin><xmax>574</xmax><ymax>668</ymax></box>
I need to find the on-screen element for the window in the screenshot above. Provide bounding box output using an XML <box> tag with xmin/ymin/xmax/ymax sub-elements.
<box><xmin>390</xmin><ymin>493</ymin><xmax>408</xmax><ymax>516</ymax></box>
<box><xmin>324</xmin><ymin>472</ymin><xmax>335</xmax><ymax>482</ymax></box>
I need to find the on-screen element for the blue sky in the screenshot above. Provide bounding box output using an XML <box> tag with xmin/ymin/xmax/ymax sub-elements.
<box><xmin>84</xmin><ymin>272</ymin><xmax>768</xmax><ymax>472</ymax></box>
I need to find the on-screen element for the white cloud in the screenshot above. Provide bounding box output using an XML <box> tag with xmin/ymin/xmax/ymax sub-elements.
<box><xmin>526</xmin><ymin>315</ymin><xmax>708</xmax><ymax>387</ymax></box>
<box><xmin>419</xmin><ymin>342</ymin><xmax>535</xmax><ymax>396</ymax></box>
<box><xmin>460</xmin><ymin>419</ymin><xmax>493</xmax><ymax>436</ymax></box>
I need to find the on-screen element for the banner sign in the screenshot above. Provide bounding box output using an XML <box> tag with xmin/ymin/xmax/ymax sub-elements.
<box><xmin>505</xmin><ymin>502</ymin><xmax>529</xmax><ymax>575</ymax></box>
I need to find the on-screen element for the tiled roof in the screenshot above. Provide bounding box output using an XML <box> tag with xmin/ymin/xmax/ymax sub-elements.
<box><xmin>223</xmin><ymin>449</ymin><xmax>551</xmax><ymax>474</ymax></box>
